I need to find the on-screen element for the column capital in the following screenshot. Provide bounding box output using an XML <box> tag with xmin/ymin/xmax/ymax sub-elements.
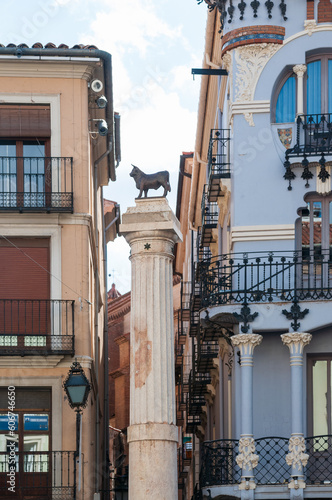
<box><xmin>119</xmin><ymin>197</ymin><xmax>182</xmax><ymax>248</ymax></box>
<box><xmin>293</xmin><ymin>64</ymin><xmax>307</xmax><ymax>78</ymax></box>
<box><xmin>231</xmin><ymin>333</ymin><xmax>263</xmax><ymax>353</ymax></box>
<box><xmin>281</xmin><ymin>332</ymin><xmax>312</xmax><ymax>356</ymax></box>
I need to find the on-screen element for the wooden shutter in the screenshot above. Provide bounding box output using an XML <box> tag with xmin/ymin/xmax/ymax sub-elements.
<box><xmin>0</xmin><ymin>104</ymin><xmax>51</xmax><ymax>138</ymax></box>
<box><xmin>0</xmin><ymin>239</ymin><xmax>50</xmax><ymax>335</ymax></box>
<box><xmin>0</xmin><ymin>388</ymin><xmax>51</xmax><ymax>410</ymax></box>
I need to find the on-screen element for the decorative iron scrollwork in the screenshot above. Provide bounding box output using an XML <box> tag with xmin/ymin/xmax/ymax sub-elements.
<box><xmin>301</xmin><ymin>156</ymin><xmax>313</xmax><ymax>188</ymax></box>
<box><xmin>238</xmin><ymin>0</ymin><xmax>247</xmax><ymax>19</ymax></box>
<box><xmin>282</xmin><ymin>301</ymin><xmax>309</xmax><ymax>332</ymax></box>
<box><xmin>318</xmin><ymin>154</ymin><xmax>330</xmax><ymax>182</ymax></box>
<box><xmin>233</xmin><ymin>303</ymin><xmax>259</xmax><ymax>333</ymax></box>
<box><xmin>265</xmin><ymin>0</ymin><xmax>274</xmax><ymax>18</ymax></box>
<box><xmin>250</xmin><ymin>0</ymin><xmax>260</xmax><ymax>17</ymax></box>
<box><xmin>283</xmin><ymin>158</ymin><xmax>296</xmax><ymax>191</ymax></box>
<box><xmin>279</xmin><ymin>0</ymin><xmax>287</xmax><ymax>20</ymax></box>
<box><xmin>228</xmin><ymin>0</ymin><xmax>235</xmax><ymax>22</ymax></box>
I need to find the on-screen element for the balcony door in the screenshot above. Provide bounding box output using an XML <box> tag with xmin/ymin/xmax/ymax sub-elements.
<box><xmin>0</xmin><ymin>140</ymin><xmax>50</xmax><ymax>209</ymax></box>
<box><xmin>0</xmin><ymin>388</ymin><xmax>51</xmax><ymax>500</ymax></box>
<box><xmin>0</xmin><ymin>238</ymin><xmax>50</xmax><ymax>352</ymax></box>
<box><xmin>300</xmin><ymin>195</ymin><xmax>332</xmax><ymax>289</ymax></box>
<box><xmin>0</xmin><ymin>104</ymin><xmax>50</xmax><ymax>210</ymax></box>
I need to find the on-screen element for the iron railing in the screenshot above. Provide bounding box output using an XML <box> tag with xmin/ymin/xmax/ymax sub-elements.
<box><xmin>0</xmin><ymin>299</ymin><xmax>75</xmax><ymax>355</ymax></box>
<box><xmin>0</xmin><ymin>451</ymin><xmax>75</xmax><ymax>499</ymax></box>
<box><xmin>200</xmin><ymin>439</ymin><xmax>241</xmax><ymax>487</ymax></box>
<box><xmin>207</xmin><ymin>129</ymin><xmax>231</xmax><ymax>179</ymax></box>
<box><xmin>201</xmin><ymin>185</ymin><xmax>218</xmax><ymax>228</ymax></box>
<box><xmin>0</xmin><ymin>156</ymin><xmax>73</xmax><ymax>212</ymax></box>
<box><xmin>287</xmin><ymin>114</ymin><xmax>332</xmax><ymax>158</ymax></box>
<box><xmin>198</xmin><ymin>250</ymin><xmax>332</xmax><ymax>307</ymax></box>
<box><xmin>305</xmin><ymin>435</ymin><xmax>332</xmax><ymax>484</ymax></box>
<box><xmin>200</xmin><ymin>436</ymin><xmax>332</xmax><ymax>487</ymax></box>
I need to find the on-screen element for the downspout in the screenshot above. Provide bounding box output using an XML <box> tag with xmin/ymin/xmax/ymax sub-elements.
<box><xmin>0</xmin><ymin>46</ymin><xmax>116</xmax><ymax>181</ymax></box>
<box><xmin>102</xmin><ymin>189</ymin><xmax>111</xmax><ymax>500</ymax></box>
<box><xmin>94</xmin><ymin>148</ymin><xmax>112</xmax><ymax>496</ymax></box>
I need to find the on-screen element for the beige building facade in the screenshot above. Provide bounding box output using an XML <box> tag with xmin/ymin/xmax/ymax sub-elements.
<box><xmin>0</xmin><ymin>43</ymin><xmax>119</xmax><ymax>500</ymax></box>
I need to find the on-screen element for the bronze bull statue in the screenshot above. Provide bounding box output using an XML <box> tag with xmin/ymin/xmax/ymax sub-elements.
<box><xmin>130</xmin><ymin>165</ymin><xmax>171</xmax><ymax>198</ymax></box>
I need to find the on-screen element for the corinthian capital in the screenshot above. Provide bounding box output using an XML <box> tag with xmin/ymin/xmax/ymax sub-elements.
<box><xmin>231</xmin><ymin>333</ymin><xmax>263</xmax><ymax>356</ymax></box>
<box><xmin>281</xmin><ymin>332</ymin><xmax>312</xmax><ymax>356</ymax></box>
<box><xmin>293</xmin><ymin>64</ymin><xmax>307</xmax><ymax>78</ymax></box>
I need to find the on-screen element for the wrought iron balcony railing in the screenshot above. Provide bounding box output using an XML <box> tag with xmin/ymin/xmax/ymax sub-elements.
<box><xmin>0</xmin><ymin>156</ymin><xmax>73</xmax><ymax>212</ymax></box>
<box><xmin>201</xmin><ymin>185</ymin><xmax>218</xmax><ymax>246</ymax></box>
<box><xmin>284</xmin><ymin>114</ymin><xmax>332</xmax><ymax>189</ymax></box>
<box><xmin>198</xmin><ymin>250</ymin><xmax>332</xmax><ymax>308</ymax></box>
<box><xmin>0</xmin><ymin>299</ymin><xmax>75</xmax><ymax>355</ymax></box>
<box><xmin>207</xmin><ymin>129</ymin><xmax>231</xmax><ymax>201</ymax></box>
<box><xmin>200</xmin><ymin>436</ymin><xmax>332</xmax><ymax>487</ymax></box>
<box><xmin>0</xmin><ymin>451</ymin><xmax>76</xmax><ymax>499</ymax></box>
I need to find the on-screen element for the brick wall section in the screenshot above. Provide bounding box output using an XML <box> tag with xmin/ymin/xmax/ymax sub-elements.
<box><xmin>307</xmin><ymin>0</ymin><xmax>315</xmax><ymax>19</ymax></box>
<box><xmin>221</xmin><ymin>25</ymin><xmax>285</xmax><ymax>56</ymax></box>
<box><xmin>318</xmin><ymin>0</ymin><xmax>332</xmax><ymax>22</ymax></box>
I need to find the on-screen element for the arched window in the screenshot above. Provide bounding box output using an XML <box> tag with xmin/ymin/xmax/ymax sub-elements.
<box><xmin>275</xmin><ymin>75</ymin><xmax>296</xmax><ymax>123</ymax></box>
<box><xmin>306</xmin><ymin>54</ymin><xmax>332</xmax><ymax>115</ymax></box>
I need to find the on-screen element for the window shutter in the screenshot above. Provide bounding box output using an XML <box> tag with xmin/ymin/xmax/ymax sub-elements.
<box><xmin>0</xmin><ymin>104</ymin><xmax>51</xmax><ymax>138</ymax></box>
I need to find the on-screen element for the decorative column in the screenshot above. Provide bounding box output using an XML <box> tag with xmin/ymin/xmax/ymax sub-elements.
<box><xmin>120</xmin><ymin>197</ymin><xmax>182</xmax><ymax>500</ymax></box>
<box><xmin>231</xmin><ymin>334</ymin><xmax>262</xmax><ymax>498</ymax></box>
<box><xmin>293</xmin><ymin>64</ymin><xmax>307</xmax><ymax>116</ymax></box>
<box><xmin>281</xmin><ymin>332</ymin><xmax>312</xmax><ymax>498</ymax></box>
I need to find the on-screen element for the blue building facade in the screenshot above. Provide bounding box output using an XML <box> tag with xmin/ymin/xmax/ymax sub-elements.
<box><xmin>175</xmin><ymin>1</ymin><xmax>332</xmax><ymax>499</ymax></box>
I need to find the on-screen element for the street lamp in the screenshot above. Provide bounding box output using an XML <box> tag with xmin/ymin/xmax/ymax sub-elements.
<box><xmin>63</xmin><ymin>360</ymin><xmax>91</xmax><ymax>499</ymax></box>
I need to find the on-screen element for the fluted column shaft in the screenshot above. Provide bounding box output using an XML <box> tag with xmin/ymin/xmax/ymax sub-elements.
<box><xmin>293</xmin><ymin>64</ymin><xmax>307</xmax><ymax>116</ymax></box>
<box><xmin>120</xmin><ymin>198</ymin><xmax>182</xmax><ymax>500</ymax></box>
<box><xmin>281</xmin><ymin>332</ymin><xmax>312</xmax><ymax>496</ymax></box>
<box><xmin>231</xmin><ymin>334</ymin><xmax>262</xmax><ymax>495</ymax></box>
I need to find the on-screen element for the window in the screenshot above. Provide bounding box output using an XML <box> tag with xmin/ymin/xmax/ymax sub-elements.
<box><xmin>0</xmin><ymin>238</ymin><xmax>50</xmax><ymax>351</ymax></box>
<box><xmin>299</xmin><ymin>194</ymin><xmax>332</xmax><ymax>261</ymax></box>
<box><xmin>275</xmin><ymin>74</ymin><xmax>296</xmax><ymax>123</ymax></box>
<box><xmin>0</xmin><ymin>388</ymin><xmax>51</xmax><ymax>498</ymax></box>
<box><xmin>0</xmin><ymin>105</ymin><xmax>50</xmax><ymax>210</ymax></box>
<box><xmin>306</xmin><ymin>54</ymin><xmax>332</xmax><ymax>115</ymax></box>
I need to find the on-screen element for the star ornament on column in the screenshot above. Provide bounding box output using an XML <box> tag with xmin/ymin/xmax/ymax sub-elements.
<box><xmin>144</xmin><ymin>243</ymin><xmax>151</xmax><ymax>250</ymax></box>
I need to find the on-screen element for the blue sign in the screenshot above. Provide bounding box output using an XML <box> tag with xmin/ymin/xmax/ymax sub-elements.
<box><xmin>0</xmin><ymin>414</ymin><xmax>18</xmax><ymax>431</ymax></box>
<box><xmin>24</xmin><ymin>414</ymin><xmax>49</xmax><ymax>431</ymax></box>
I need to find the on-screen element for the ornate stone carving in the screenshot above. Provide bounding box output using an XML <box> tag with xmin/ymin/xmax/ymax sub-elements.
<box><xmin>234</xmin><ymin>44</ymin><xmax>280</xmax><ymax>103</ymax></box>
<box><xmin>286</xmin><ymin>436</ymin><xmax>309</xmax><ymax>470</ymax></box>
<box><xmin>293</xmin><ymin>64</ymin><xmax>307</xmax><ymax>79</ymax></box>
<box><xmin>304</xmin><ymin>19</ymin><xmax>317</xmax><ymax>36</ymax></box>
<box><xmin>281</xmin><ymin>332</ymin><xmax>312</xmax><ymax>357</ymax></box>
<box><xmin>236</xmin><ymin>437</ymin><xmax>259</xmax><ymax>471</ymax></box>
<box><xmin>231</xmin><ymin>333</ymin><xmax>263</xmax><ymax>356</ymax></box>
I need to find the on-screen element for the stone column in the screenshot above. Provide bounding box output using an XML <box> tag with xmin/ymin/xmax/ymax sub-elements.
<box><xmin>231</xmin><ymin>334</ymin><xmax>262</xmax><ymax>498</ymax></box>
<box><xmin>293</xmin><ymin>64</ymin><xmax>307</xmax><ymax>116</ymax></box>
<box><xmin>281</xmin><ymin>332</ymin><xmax>312</xmax><ymax>498</ymax></box>
<box><xmin>120</xmin><ymin>197</ymin><xmax>182</xmax><ymax>500</ymax></box>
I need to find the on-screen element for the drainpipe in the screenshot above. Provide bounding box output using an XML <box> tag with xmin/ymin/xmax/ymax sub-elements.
<box><xmin>0</xmin><ymin>46</ymin><xmax>116</xmax><ymax>181</ymax></box>
<box><xmin>94</xmin><ymin>148</ymin><xmax>112</xmax><ymax>496</ymax></box>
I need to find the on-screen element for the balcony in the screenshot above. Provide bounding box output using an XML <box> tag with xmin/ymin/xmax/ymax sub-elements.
<box><xmin>200</xmin><ymin>436</ymin><xmax>332</xmax><ymax>488</ymax></box>
<box><xmin>0</xmin><ymin>157</ymin><xmax>73</xmax><ymax>212</ymax></box>
<box><xmin>0</xmin><ymin>299</ymin><xmax>75</xmax><ymax>355</ymax></box>
<box><xmin>198</xmin><ymin>250</ymin><xmax>332</xmax><ymax>308</ymax></box>
<box><xmin>207</xmin><ymin>129</ymin><xmax>231</xmax><ymax>202</ymax></box>
<box><xmin>284</xmin><ymin>114</ymin><xmax>332</xmax><ymax>189</ymax></box>
<box><xmin>201</xmin><ymin>185</ymin><xmax>218</xmax><ymax>246</ymax></box>
<box><xmin>0</xmin><ymin>451</ymin><xmax>75</xmax><ymax>500</ymax></box>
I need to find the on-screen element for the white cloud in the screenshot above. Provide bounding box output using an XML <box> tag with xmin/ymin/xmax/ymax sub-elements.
<box><xmin>86</xmin><ymin>0</ymin><xmax>183</xmax><ymax>57</ymax></box>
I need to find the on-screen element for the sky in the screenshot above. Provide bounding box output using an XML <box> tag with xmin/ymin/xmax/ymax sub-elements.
<box><xmin>2</xmin><ymin>0</ymin><xmax>207</xmax><ymax>294</ymax></box>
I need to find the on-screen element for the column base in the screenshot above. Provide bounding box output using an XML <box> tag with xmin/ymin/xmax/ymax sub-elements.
<box><xmin>128</xmin><ymin>422</ymin><xmax>179</xmax><ymax>500</ymax></box>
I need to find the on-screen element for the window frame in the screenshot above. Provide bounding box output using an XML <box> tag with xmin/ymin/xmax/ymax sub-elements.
<box><xmin>305</xmin><ymin>53</ymin><xmax>332</xmax><ymax>115</ymax></box>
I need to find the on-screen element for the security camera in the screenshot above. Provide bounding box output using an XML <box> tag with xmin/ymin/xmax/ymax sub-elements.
<box><xmin>90</xmin><ymin>79</ymin><xmax>103</xmax><ymax>93</ymax></box>
<box><xmin>96</xmin><ymin>119</ymin><xmax>108</xmax><ymax>136</ymax></box>
<box><xmin>96</xmin><ymin>95</ymin><xmax>107</xmax><ymax>109</ymax></box>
